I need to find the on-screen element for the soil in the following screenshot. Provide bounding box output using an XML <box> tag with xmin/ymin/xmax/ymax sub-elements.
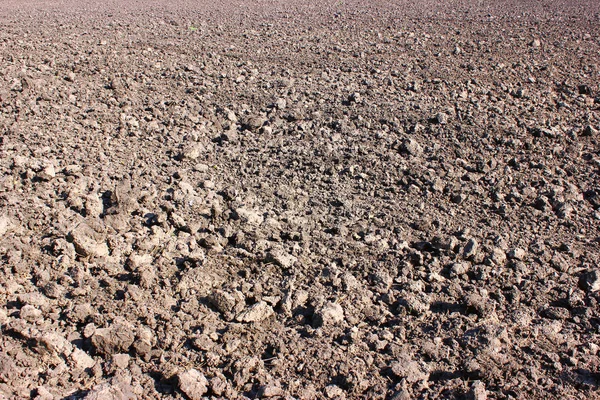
<box><xmin>1</xmin><ymin>1</ymin><xmax>599</xmax><ymax>399</ymax></box>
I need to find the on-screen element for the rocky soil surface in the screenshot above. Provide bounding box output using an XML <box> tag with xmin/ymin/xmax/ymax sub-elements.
<box><xmin>1</xmin><ymin>1</ymin><xmax>599</xmax><ymax>399</ymax></box>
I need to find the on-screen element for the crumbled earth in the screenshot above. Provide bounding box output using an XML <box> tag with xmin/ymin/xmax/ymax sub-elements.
<box><xmin>1</xmin><ymin>1</ymin><xmax>600</xmax><ymax>399</ymax></box>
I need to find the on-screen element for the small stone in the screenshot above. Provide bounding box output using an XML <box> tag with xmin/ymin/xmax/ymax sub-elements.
<box><xmin>314</xmin><ymin>302</ymin><xmax>344</xmax><ymax>327</ymax></box>
<box><xmin>126</xmin><ymin>254</ymin><xmax>153</xmax><ymax>271</ymax></box>
<box><xmin>133</xmin><ymin>327</ymin><xmax>155</xmax><ymax>358</ymax></box>
<box><xmin>91</xmin><ymin>322</ymin><xmax>135</xmax><ymax>355</ymax></box>
<box><xmin>209</xmin><ymin>290</ymin><xmax>245</xmax><ymax>320</ymax></box>
<box><xmin>580</xmin><ymin>269</ymin><xmax>600</xmax><ymax>292</ymax></box>
<box><xmin>194</xmin><ymin>163</ymin><xmax>210</xmax><ymax>173</ymax></box>
<box><xmin>530</xmin><ymin>39</ymin><xmax>541</xmax><ymax>47</ymax></box>
<box><xmin>451</xmin><ymin>192</ymin><xmax>467</xmax><ymax>204</ymax></box>
<box><xmin>464</xmin><ymin>293</ymin><xmax>491</xmax><ymax>315</ymax></box>
<box><xmin>508</xmin><ymin>248</ymin><xmax>526</xmax><ymax>260</ymax></box>
<box><xmin>578</xmin><ymin>85</ymin><xmax>592</xmax><ymax>95</ymax></box>
<box><xmin>550</xmin><ymin>253</ymin><xmax>570</xmax><ymax>272</ymax></box>
<box><xmin>233</xmin><ymin>207</ymin><xmax>264</xmax><ymax>226</ymax></box>
<box><xmin>258</xmin><ymin>385</ymin><xmax>285</xmax><ymax>397</ymax></box>
<box><xmin>210</xmin><ymin>377</ymin><xmax>227</xmax><ymax>396</ymax></box>
<box><xmin>341</xmin><ymin>272</ymin><xmax>359</xmax><ymax>290</ymax></box>
<box><xmin>513</xmin><ymin>87</ymin><xmax>526</xmax><ymax>98</ymax></box>
<box><xmin>534</xmin><ymin>196</ymin><xmax>551</xmax><ymax>211</ymax></box>
<box><xmin>202</xmin><ymin>180</ymin><xmax>215</xmax><ymax>189</ymax></box>
<box><xmin>471</xmin><ymin>380</ymin><xmax>487</xmax><ymax>400</ymax></box>
<box><xmin>430</xmin><ymin>177</ymin><xmax>445</xmax><ymax>192</ymax></box>
<box><xmin>404</xmin><ymin>293</ymin><xmax>431</xmax><ymax>316</ymax></box>
<box><xmin>70</xmin><ymin>223</ymin><xmax>109</xmax><ymax>258</ymax></box>
<box><xmin>181</xmin><ymin>143</ymin><xmax>205</xmax><ymax>160</ymax></box>
<box><xmin>274</xmin><ymin>98</ymin><xmax>287</xmax><ymax>109</ymax></box>
<box><xmin>324</xmin><ymin>385</ymin><xmax>345</xmax><ymax>399</ymax></box>
<box><xmin>83</xmin><ymin>323</ymin><xmax>97</xmax><ymax>338</ymax></box>
<box><xmin>210</xmin><ymin>290</ymin><xmax>236</xmax><ymax>314</ymax></box>
<box><xmin>348</xmin><ymin>92</ymin><xmax>362</xmax><ymax>103</ymax></box>
<box><xmin>583</xmin><ymin>125</ymin><xmax>598</xmax><ymax>137</ymax></box>
<box><xmin>541</xmin><ymin>306</ymin><xmax>570</xmax><ymax>320</ymax></box>
<box><xmin>111</xmin><ymin>354</ymin><xmax>130</xmax><ymax>370</ymax></box>
<box><xmin>71</xmin><ymin>348</ymin><xmax>96</xmax><ymax>370</ymax></box>
<box><xmin>433</xmin><ymin>235</ymin><xmax>459</xmax><ymax>251</ymax></box>
<box><xmin>463</xmin><ymin>238</ymin><xmax>479</xmax><ymax>259</ymax></box>
<box><xmin>450</xmin><ymin>262</ymin><xmax>470</xmax><ymax>276</ymax></box>
<box><xmin>20</xmin><ymin>305</ymin><xmax>43</xmax><ymax>322</ymax></box>
<box><xmin>370</xmin><ymin>270</ymin><xmax>393</xmax><ymax>293</ymax></box>
<box><xmin>408</xmin><ymin>81</ymin><xmax>421</xmax><ymax>92</ymax></box>
<box><xmin>84</xmin><ymin>195</ymin><xmax>104</xmax><ymax>218</ymax></box>
<box><xmin>43</xmin><ymin>282</ymin><xmax>64</xmax><ymax>299</ymax></box>
<box><xmin>0</xmin><ymin>214</ymin><xmax>12</xmax><ymax>237</ymax></box>
<box><xmin>35</xmin><ymin>333</ymin><xmax>72</xmax><ymax>357</ymax></box>
<box><xmin>62</xmin><ymin>164</ymin><xmax>82</xmax><ymax>175</ymax></box>
<box><xmin>236</xmin><ymin>301</ymin><xmax>274</xmax><ymax>323</ymax></box>
<box><xmin>191</xmin><ymin>334</ymin><xmax>214</xmax><ymax>352</ymax></box>
<box><xmin>265</xmin><ymin>247</ymin><xmax>297</xmax><ymax>268</ymax></box>
<box><xmin>18</xmin><ymin>292</ymin><xmax>49</xmax><ymax>308</ymax></box>
<box><xmin>555</xmin><ymin>202</ymin><xmax>573</xmax><ymax>219</ymax></box>
<box><xmin>178</xmin><ymin>369</ymin><xmax>209</xmax><ymax>400</ymax></box>
<box><xmin>221</xmin><ymin>127</ymin><xmax>239</xmax><ymax>142</ymax></box>
<box><xmin>389</xmin><ymin>390</ymin><xmax>411</xmax><ymax>400</ymax></box>
<box><xmin>34</xmin><ymin>386</ymin><xmax>54</xmax><ymax>400</ymax></box>
<box><xmin>226</xmin><ymin>109</ymin><xmax>238</xmax><ymax>122</ymax></box>
<box><xmin>83</xmin><ymin>377</ymin><xmax>136</xmax><ymax>400</ymax></box>
<box><xmin>0</xmin><ymin>354</ymin><xmax>19</xmax><ymax>384</ymax></box>
<box><xmin>390</xmin><ymin>356</ymin><xmax>428</xmax><ymax>383</ymax></box>
<box><xmin>68</xmin><ymin>303</ymin><xmax>94</xmax><ymax>324</ymax></box>
<box><xmin>401</xmin><ymin>138</ymin><xmax>423</xmax><ymax>156</ymax></box>
<box><xmin>486</xmin><ymin>248</ymin><xmax>507</xmax><ymax>266</ymax></box>
<box><xmin>243</xmin><ymin>115</ymin><xmax>266</xmax><ymax>131</ymax></box>
<box><xmin>37</xmin><ymin>164</ymin><xmax>56</xmax><ymax>181</ymax></box>
<box><xmin>434</xmin><ymin>112</ymin><xmax>448</xmax><ymax>124</ymax></box>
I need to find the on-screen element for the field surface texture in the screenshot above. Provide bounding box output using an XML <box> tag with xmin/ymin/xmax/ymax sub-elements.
<box><xmin>1</xmin><ymin>1</ymin><xmax>599</xmax><ymax>399</ymax></box>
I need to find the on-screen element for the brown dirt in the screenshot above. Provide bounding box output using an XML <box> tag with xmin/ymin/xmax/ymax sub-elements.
<box><xmin>1</xmin><ymin>1</ymin><xmax>599</xmax><ymax>399</ymax></box>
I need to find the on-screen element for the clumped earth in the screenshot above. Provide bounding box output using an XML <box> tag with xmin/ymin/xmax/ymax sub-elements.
<box><xmin>1</xmin><ymin>1</ymin><xmax>599</xmax><ymax>399</ymax></box>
